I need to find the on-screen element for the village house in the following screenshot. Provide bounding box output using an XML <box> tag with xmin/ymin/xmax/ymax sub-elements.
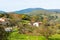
<box><xmin>0</xmin><ymin>17</ymin><xmax>13</xmax><ymax>32</ymax></box>
<box><xmin>28</xmin><ymin>22</ymin><xmax>42</xmax><ymax>27</ymax></box>
<box><xmin>0</xmin><ymin>18</ymin><xmax>6</xmax><ymax>25</ymax></box>
<box><xmin>0</xmin><ymin>17</ymin><xmax>11</xmax><ymax>26</ymax></box>
<box><xmin>4</xmin><ymin>27</ymin><xmax>13</xmax><ymax>32</ymax></box>
<box><xmin>33</xmin><ymin>22</ymin><xmax>42</xmax><ymax>27</ymax></box>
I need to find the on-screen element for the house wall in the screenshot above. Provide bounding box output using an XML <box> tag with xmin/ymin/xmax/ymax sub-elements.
<box><xmin>33</xmin><ymin>22</ymin><xmax>39</xmax><ymax>27</ymax></box>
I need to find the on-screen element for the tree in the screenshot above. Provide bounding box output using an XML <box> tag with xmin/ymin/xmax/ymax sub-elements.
<box><xmin>0</xmin><ymin>26</ymin><xmax>8</xmax><ymax>40</ymax></box>
<box><xmin>0</xmin><ymin>14</ymin><xmax>4</xmax><ymax>18</ymax></box>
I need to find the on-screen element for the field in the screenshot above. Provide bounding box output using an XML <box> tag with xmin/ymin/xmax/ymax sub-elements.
<box><xmin>8</xmin><ymin>32</ymin><xmax>46</xmax><ymax>40</ymax></box>
<box><xmin>7</xmin><ymin>31</ymin><xmax>60</xmax><ymax>40</ymax></box>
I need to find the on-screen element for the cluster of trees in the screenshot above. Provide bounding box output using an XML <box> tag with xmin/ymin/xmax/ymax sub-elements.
<box><xmin>17</xmin><ymin>13</ymin><xmax>60</xmax><ymax>40</ymax></box>
<box><xmin>0</xmin><ymin>11</ymin><xmax>60</xmax><ymax>40</ymax></box>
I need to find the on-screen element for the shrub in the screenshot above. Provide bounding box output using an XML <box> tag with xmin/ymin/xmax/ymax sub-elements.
<box><xmin>48</xmin><ymin>34</ymin><xmax>60</xmax><ymax>40</ymax></box>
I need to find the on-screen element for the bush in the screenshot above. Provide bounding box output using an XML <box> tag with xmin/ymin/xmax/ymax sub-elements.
<box><xmin>0</xmin><ymin>26</ymin><xmax>7</xmax><ymax>40</ymax></box>
<box><xmin>48</xmin><ymin>34</ymin><xmax>60</xmax><ymax>40</ymax></box>
<box><xmin>0</xmin><ymin>26</ymin><xmax>11</xmax><ymax>40</ymax></box>
<box><xmin>18</xmin><ymin>25</ymin><xmax>36</xmax><ymax>34</ymax></box>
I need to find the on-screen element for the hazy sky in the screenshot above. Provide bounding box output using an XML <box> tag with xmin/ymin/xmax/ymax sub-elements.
<box><xmin>0</xmin><ymin>0</ymin><xmax>60</xmax><ymax>12</ymax></box>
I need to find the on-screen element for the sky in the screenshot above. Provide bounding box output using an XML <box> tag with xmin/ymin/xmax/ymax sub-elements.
<box><xmin>0</xmin><ymin>0</ymin><xmax>60</xmax><ymax>12</ymax></box>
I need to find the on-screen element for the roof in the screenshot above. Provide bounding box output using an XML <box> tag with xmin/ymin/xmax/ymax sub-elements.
<box><xmin>0</xmin><ymin>18</ymin><xmax>5</xmax><ymax>22</ymax></box>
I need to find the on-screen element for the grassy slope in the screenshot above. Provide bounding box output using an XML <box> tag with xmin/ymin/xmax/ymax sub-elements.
<box><xmin>49</xmin><ymin>34</ymin><xmax>60</xmax><ymax>40</ymax></box>
<box><xmin>7</xmin><ymin>27</ymin><xmax>60</xmax><ymax>40</ymax></box>
<box><xmin>8</xmin><ymin>32</ymin><xmax>46</xmax><ymax>40</ymax></box>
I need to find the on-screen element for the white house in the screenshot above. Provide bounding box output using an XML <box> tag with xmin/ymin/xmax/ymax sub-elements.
<box><xmin>0</xmin><ymin>18</ymin><xmax>11</xmax><ymax>26</ymax></box>
<box><xmin>28</xmin><ymin>22</ymin><xmax>42</xmax><ymax>27</ymax></box>
<box><xmin>4</xmin><ymin>27</ymin><xmax>13</xmax><ymax>32</ymax></box>
<box><xmin>33</xmin><ymin>22</ymin><xmax>39</xmax><ymax>27</ymax></box>
<box><xmin>0</xmin><ymin>18</ymin><xmax>5</xmax><ymax>22</ymax></box>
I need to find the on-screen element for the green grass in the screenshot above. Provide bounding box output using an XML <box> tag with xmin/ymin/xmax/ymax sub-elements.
<box><xmin>8</xmin><ymin>32</ymin><xmax>46</xmax><ymax>40</ymax></box>
<box><xmin>49</xmin><ymin>34</ymin><xmax>60</xmax><ymax>40</ymax></box>
<box><xmin>7</xmin><ymin>27</ymin><xmax>60</xmax><ymax>40</ymax></box>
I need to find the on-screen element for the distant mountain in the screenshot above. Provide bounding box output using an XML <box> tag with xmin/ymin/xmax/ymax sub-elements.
<box><xmin>15</xmin><ymin>8</ymin><xmax>45</xmax><ymax>14</ymax></box>
<box><xmin>0</xmin><ymin>11</ymin><xmax>6</xmax><ymax>14</ymax></box>
<box><xmin>0</xmin><ymin>8</ymin><xmax>60</xmax><ymax>14</ymax></box>
<box><xmin>47</xmin><ymin>9</ymin><xmax>60</xmax><ymax>13</ymax></box>
<box><xmin>15</xmin><ymin>8</ymin><xmax>60</xmax><ymax>14</ymax></box>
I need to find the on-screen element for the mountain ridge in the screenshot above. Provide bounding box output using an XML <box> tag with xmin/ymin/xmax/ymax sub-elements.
<box><xmin>15</xmin><ymin>8</ymin><xmax>60</xmax><ymax>14</ymax></box>
<box><xmin>0</xmin><ymin>8</ymin><xmax>60</xmax><ymax>14</ymax></box>
<box><xmin>15</xmin><ymin>8</ymin><xmax>45</xmax><ymax>14</ymax></box>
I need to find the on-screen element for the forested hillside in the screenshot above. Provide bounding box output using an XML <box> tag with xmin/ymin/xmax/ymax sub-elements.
<box><xmin>0</xmin><ymin>10</ymin><xmax>60</xmax><ymax>40</ymax></box>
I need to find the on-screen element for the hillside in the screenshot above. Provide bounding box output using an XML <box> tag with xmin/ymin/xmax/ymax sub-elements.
<box><xmin>0</xmin><ymin>8</ymin><xmax>60</xmax><ymax>14</ymax></box>
<box><xmin>0</xmin><ymin>8</ymin><xmax>60</xmax><ymax>40</ymax></box>
<box><xmin>14</xmin><ymin>8</ymin><xmax>60</xmax><ymax>14</ymax></box>
<box><xmin>15</xmin><ymin>8</ymin><xmax>44</xmax><ymax>14</ymax></box>
<box><xmin>0</xmin><ymin>11</ymin><xmax>6</xmax><ymax>14</ymax></box>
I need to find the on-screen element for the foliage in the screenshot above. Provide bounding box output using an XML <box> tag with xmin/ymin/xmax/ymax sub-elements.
<box><xmin>8</xmin><ymin>31</ymin><xmax>46</xmax><ymax>40</ymax></box>
<box><xmin>49</xmin><ymin>34</ymin><xmax>60</xmax><ymax>40</ymax></box>
<box><xmin>0</xmin><ymin>11</ymin><xmax>60</xmax><ymax>40</ymax></box>
<box><xmin>0</xmin><ymin>26</ymin><xmax>10</xmax><ymax>40</ymax></box>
